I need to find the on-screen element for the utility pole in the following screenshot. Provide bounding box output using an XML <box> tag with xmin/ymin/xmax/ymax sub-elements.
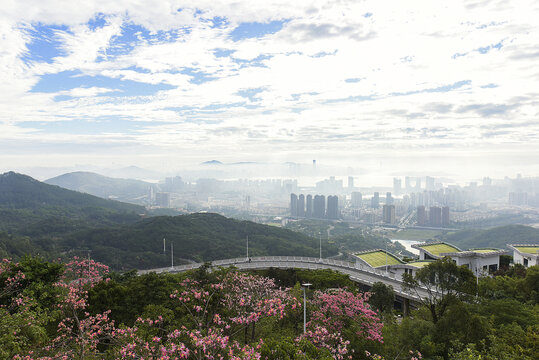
<box><xmin>171</xmin><ymin>242</ymin><xmax>174</xmax><ymax>269</ymax></box>
<box><xmin>246</xmin><ymin>235</ymin><xmax>249</xmax><ymax>260</ymax></box>
<box><xmin>302</xmin><ymin>283</ymin><xmax>312</xmax><ymax>333</ymax></box>
<box><xmin>163</xmin><ymin>238</ymin><xmax>166</xmax><ymax>256</ymax></box>
<box><xmin>385</xmin><ymin>242</ymin><xmax>388</xmax><ymax>275</ymax></box>
<box><xmin>319</xmin><ymin>232</ymin><xmax>322</xmax><ymax>261</ymax></box>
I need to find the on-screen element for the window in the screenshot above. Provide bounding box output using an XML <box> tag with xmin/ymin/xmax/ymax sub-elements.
<box><xmin>524</xmin><ymin>258</ymin><xmax>529</xmax><ymax>267</ymax></box>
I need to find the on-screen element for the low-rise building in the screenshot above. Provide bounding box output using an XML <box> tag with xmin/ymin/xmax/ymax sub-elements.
<box><xmin>390</xmin><ymin>260</ymin><xmax>435</xmax><ymax>279</ymax></box>
<box><xmin>412</xmin><ymin>241</ymin><xmax>504</xmax><ymax>276</ymax></box>
<box><xmin>439</xmin><ymin>248</ymin><xmax>505</xmax><ymax>275</ymax></box>
<box><xmin>508</xmin><ymin>244</ymin><xmax>539</xmax><ymax>267</ymax></box>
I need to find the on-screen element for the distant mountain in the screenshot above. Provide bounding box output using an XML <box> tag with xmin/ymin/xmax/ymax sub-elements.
<box><xmin>439</xmin><ymin>225</ymin><xmax>539</xmax><ymax>250</ymax></box>
<box><xmin>201</xmin><ymin>160</ymin><xmax>223</xmax><ymax>165</ymax></box>
<box><xmin>45</xmin><ymin>171</ymin><xmax>153</xmax><ymax>204</ymax></box>
<box><xmin>0</xmin><ymin>172</ymin><xmax>145</xmax><ymax>236</ymax></box>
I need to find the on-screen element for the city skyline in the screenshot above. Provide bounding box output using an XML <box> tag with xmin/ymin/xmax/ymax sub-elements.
<box><xmin>1</xmin><ymin>1</ymin><xmax>539</xmax><ymax>181</ymax></box>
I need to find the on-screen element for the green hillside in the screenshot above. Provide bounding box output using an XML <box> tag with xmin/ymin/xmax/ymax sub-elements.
<box><xmin>438</xmin><ymin>225</ymin><xmax>539</xmax><ymax>250</ymax></box>
<box><xmin>0</xmin><ymin>172</ymin><xmax>145</xmax><ymax>236</ymax></box>
<box><xmin>60</xmin><ymin>213</ymin><xmax>339</xmax><ymax>270</ymax></box>
<box><xmin>45</xmin><ymin>171</ymin><xmax>153</xmax><ymax>204</ymax></box>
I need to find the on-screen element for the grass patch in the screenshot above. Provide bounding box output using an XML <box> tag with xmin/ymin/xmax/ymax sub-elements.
<box><xmin>356</xmin><ymin>251</ymin><xmax>403</xmax><ymax>267</ymax></box>
<box><xmin>419</xmin><ymin>243</ymin><xmax>460</xmax><ymax>256</ymax></box>
<box><xmin>514</xmin><ymin>246</ymin><xmax>539</xmax><ymax>254</ymax></box>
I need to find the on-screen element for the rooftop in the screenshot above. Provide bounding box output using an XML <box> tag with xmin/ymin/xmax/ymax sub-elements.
<box><xmin>406</xmin><ymin>261</ymin><xmax>434</xmax><ymax>268</ymax></box>
<box><xmin>355</xmin><ymin>250</ymin><xmax>403</xmax><ymax>268</ymax></box>
<box><xmin>512</xmin><ymin>245</ymin><xmax>539</xmax><ymax>255</ymax></box>
<box><xmin>416</xmin><ymin>242</ymin><xmax>460</xmax><ymax>256</ymax></box>
<box><xmin>467</xmin><ymin>248</ymin><xmax>500</xmax><ymax>254</ymax></box>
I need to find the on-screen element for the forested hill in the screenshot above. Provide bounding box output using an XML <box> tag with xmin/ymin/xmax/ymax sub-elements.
<box><xmin>439</xmin><ymin>224</ymin><xmax>539</xmax><ymax>249</ymax></box>
<box><xmin>61</xmin><ymin>213</ymin><xmax>339</xmax><ymax>270</ymax></box>
<box><xmin>0</xmin><ymin>172</ymin><xmax>145</xmax><ymax>235</ymax></box>
<box><xmin>45</xmin><ymin>171</ymin><xmax>152</xmax><ymax>203</ymax></box>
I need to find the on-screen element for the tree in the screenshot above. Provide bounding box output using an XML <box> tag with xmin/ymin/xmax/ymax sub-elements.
<box><xmin>368</xmin><ymin>282</ymin><xmax>395</xmax><ymax>314</ymax></box>
<box><xmin>402</xmin><ymin>257</ymin><xmax>475</xmax><ymax>323</ymax></box>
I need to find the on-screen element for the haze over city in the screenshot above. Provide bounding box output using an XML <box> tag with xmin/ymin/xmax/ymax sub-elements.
<box><xmin>1</xmin><ymin>0</ymin><xmax>539</xmax><ymax>184</ymax></box>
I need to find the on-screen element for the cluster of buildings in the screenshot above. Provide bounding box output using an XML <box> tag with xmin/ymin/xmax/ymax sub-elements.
<box><xmin>290</xmin><ymin>193</ymin><xmax>339</xmax><ymax>219</ymax></box>
<box><xmin>353</xmin><ymin>242</ymin><xmax>538</xmax><ymax>280</ymax></box>
<box><xmin>416</xmin><ymin>206</ymin><xmax>450</xmax><ymax>227</ymax></box>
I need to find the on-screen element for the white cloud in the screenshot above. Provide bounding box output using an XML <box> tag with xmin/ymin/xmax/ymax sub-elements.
<box><xmin>0</xmin><ymin>0</ymin><xmax>538</xmax><ymax>179</ymax></box>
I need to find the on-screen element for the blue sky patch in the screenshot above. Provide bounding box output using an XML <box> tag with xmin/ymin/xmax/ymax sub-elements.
<box><xmin>476</xmin><ymin>41</ymin><xmax>503</xmax><ymax>54</ymax></box>
<box><xmin>22</xmin><ymin>24</ymin><xmax>70</xmax><ymax>64</ymax></box>
<box><xmin>452</xmin><ymin>52</ymin><xmax>468</xmax><ymax>59</ymax></box>
<box><xmin>345</xmin><ymin>78</ymin><xmax>362</xmax><ymax>83</ymax></box>
<box><xmin>236</xmin><ymin>87</ymin><xmax>265</xmax><ymax>102</ymax></box>
<box><xmin>391</xmin><ymin>80</ymin><xmax>471</xmax><ymax>96</ymax></box>
<box><xmin>31</xmin><ymin>70</ymin><xmax>175</xmax><ymax>97</ymax></box>
<box><xmin>233</xmin><ymin>54</ymin><xmax>273</xmax><ymax>68</ymax></box>
<box><xmin>214</xmin><ymin>48</ymin><xmax>235</xmax><ymax>58</ymax></box>
<box><xmin>88</xmin><ymin>14</ymin><xmax>107</xmax><ymax>30</ymax></box>
<box><xmin>229</xmin><ymin>20</ymin><xmax>287</xmax><ymax>41</ymax></box>
<box><xmin>180</xmin><ymin>68</ymin><xmax>218</xmax><ymax>84</ymax></box>
<box><xmin>210</xmin><ymin>16</ymin><xmax>229</xmax><ymax>28</ymax></box>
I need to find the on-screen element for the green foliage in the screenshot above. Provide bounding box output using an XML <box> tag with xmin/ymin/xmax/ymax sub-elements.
<box><xmin>0</xmin><ymin>172</ymin><xmax>144</xmax><ymax>236</ymax></box>
<box><xmin>259</xmin><ymin>337</ymin><xmax>334</xmax><ymax>359</ymax></box>
<box><xmin>479</xmin><ymin>265</ymin><xmax>539</xmax><ymax>304</ymax></box>
<box><xmin>403</xmin><ymin>257</ymin><xmax>476</xmax><ymax>323</ymax></box>
<box><xmin>1</xmin><ymin>255</ymin><xmax>539</xmax><ymax>360</ymax></box>
<box><xmin>368</xmin><ymin>282</ymin><xmax>395</xmax><ymax>314</ymax></box>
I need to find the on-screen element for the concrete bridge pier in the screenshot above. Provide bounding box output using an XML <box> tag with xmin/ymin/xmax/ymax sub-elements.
<box><xmin>403</xmin><ymin>298</ymin><xmax>410</xmax><ymax>317</ymax></box>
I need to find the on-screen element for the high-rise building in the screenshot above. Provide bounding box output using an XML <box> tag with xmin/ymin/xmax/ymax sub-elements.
<box><xmin>441</xmin><ymin>206</ymin><xmax>450</xmax><ymax>227</ymax></box>
<box><xmin>313</xmin><ymin>195</ymin><xmax>326</xmax><ymax>218</ymax></box>
<box><xmin>426</xmin><ymin>176</ymin><xmax>435</xmax><ymax>191</ymax></box>
<box><xmin>351</xmin><ymin>192</ymin><xmax>362</xmax><ymax>208</ymax></box>
<box><xmin>297</xmin><ymin>194</ymin><xmax>305</xmax><ymax>217</ymax></box>
<box><xmin>417</xmin><ymin>205</ymin><xmax>427</xmax><ymax>226</ymax></box>
<box><xmin>371</xmin><ymin>192</ymin><xmax>380</xmax><ymax>208</ymax></box>
<box><xmin>429</xmin><ymin>206</ymin><xmax>442</xmax><ymax>227</ymax></box>
<box><xmin>156</xmin><ymin>192</ymin><xmax>171</xmax><ymax>208</ymax></box>
<box><xmin>327</xmin><ymin>195</ymin><xmax>339</xmax><ymax>219</ymax></box>
<box><xmin>348</xmin><ymin>176</ymin><xmax>354</xmax><ymax>189</ymax></box>
<box><xmin>306</xmin><ymin>195</ymin><xmax>313</xmax><ymax>218</ymax></box>
<box><xmin>290</xmin><ymin>193</ymin><xmax>298</xmax><ymax>217</ymax></box>
<box><xmin>393</xmin><ymin>178</ymin><xmax>402</xmax><ymax>196</ymax></box>
<box><xmin>386</xmin><ymin>192</ymin><xmax>393</xmax><ymax>205</ymax></box>
<box><xmin>383</xmin><ymin>204</ymin><xmax>396</xmax><ymax>224</ymax></box>
<box><xmin>405</xmin><ymin>176</ymin><xmax>412</xmax><ymax>192</ymax></box>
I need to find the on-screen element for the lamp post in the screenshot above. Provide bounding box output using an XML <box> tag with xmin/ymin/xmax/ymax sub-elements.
<box><xmin>319</xmin><ymin>232</ymin><xmax>322</xmax><ymax>262</ymax></box>
<box><xmin>301</xmin><ymin>283</ymin><xmax>312</xmax><ymax>333</ymax></box>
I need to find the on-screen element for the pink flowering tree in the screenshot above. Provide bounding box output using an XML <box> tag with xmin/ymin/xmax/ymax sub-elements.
<box><xmin>111</xmin><ymin>270</ymin><xmax>300</xmax><ymax>359</ymax></box>
<box><xmin>219</xmin><ymin>272</ymin><xmax>301</xmax><ymax>342</ymax></box>
<box><xmin>9</xmin><ymin>256</ymin><xmax>118</xmax><ymax>359</ymax></box>
<box><xmin>299</xmin><ymin>288</ymin><xmax>384</xmax><ymax>359</ymax></box>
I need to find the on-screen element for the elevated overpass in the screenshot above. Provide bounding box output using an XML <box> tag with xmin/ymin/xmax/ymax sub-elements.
<box><xmin>139</xmin><ymin>256</ymin><xmax>429</xmax><ymax>305</ymax></box>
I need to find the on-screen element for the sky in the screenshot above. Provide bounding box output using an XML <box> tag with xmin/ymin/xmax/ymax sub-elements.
<box><xmin>1</xmin><ymin>0</ymin><xmax>539</xmax><ymax>183</ymax></box>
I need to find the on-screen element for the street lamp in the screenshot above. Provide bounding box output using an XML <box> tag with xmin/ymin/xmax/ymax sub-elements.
<box><xmin>319</xmin><ymin>232</ymin><xmax>322</xmax><ymax>262</ymax></box>
<box><xmin>301</xmin><ymin>283</ymin><xmax>312</xmax><ymax>333</ymax></box>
